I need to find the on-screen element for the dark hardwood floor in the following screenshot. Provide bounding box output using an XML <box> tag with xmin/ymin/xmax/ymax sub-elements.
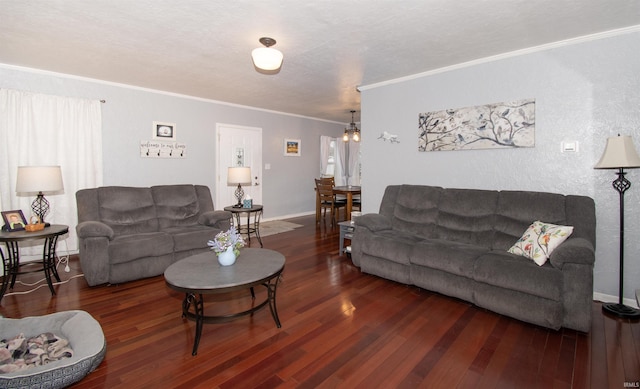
<box><xmin>1</xmin><ymin>215</ymin><xmax>638</xmax><ymax>388</ymax></box>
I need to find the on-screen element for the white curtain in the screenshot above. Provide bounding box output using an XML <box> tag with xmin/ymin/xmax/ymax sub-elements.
<box><xmin>335</xmin><ymin>140</ymin><xmax>347</xmax><ymax>186</ymax></box>
<box><xmin>347</xmin><ymin>140</ymin><xmax>361</xmax><ymax>186</ymax></box>
<box><xmin>319</xmin><ymin>136</ymin><xmax>361</xmax><ymax>186</ymax></box>
<box><xmin>0</xmin><ymin>89</ymin><xmax>103</xmax><ymax>258</ymax></box>
<box><xmin>334</xmin><ymin>139</ymin><xmax>362</xmax><ymax>186</ymax></box>
<box><xmin>319</xmin><ymin>135</ymin><xmax>332</xmax><ymax>176</ymax></box>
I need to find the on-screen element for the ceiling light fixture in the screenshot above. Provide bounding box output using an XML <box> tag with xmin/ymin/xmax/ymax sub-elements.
<box><xmin>251</xmin><ymin>37</ymin><xmax>283</xmax><ymax>71</ymax></box>
<box><xmin>343</xmin><ymin>110</ymin><xmax>361</xmax><ymax>142</ymax></box>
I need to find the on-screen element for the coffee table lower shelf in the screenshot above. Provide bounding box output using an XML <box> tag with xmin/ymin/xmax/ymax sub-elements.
<box><xmin>180</xmin><ymin>278</ymin><xmax>282</xmax><ymax>355</ymax></box>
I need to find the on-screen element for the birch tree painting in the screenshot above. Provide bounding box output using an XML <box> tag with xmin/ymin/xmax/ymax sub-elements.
<box><xmin>418</xmin><ymin>98</ymin><xmax>535</xmax><ymax>151</ymax></box>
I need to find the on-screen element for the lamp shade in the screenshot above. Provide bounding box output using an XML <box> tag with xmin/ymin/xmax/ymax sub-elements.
<box><xmin>251</xmin><ymin>47</ymin><xmax>284</xmax><ymax>71</ymax></box>
<box><xmin>227</xmin><ymin>167</ymin><xmax>251</xmax><ymax>185</ymax></box>
<box><xmin>16</xmin><ymin>166</ymin><xmax>64</xmax><ymax>194</ymax></box>
<box><xmin>594</xmin><ymin>135</ymin><xmax>640</xmax><ymax>169</ymax></box>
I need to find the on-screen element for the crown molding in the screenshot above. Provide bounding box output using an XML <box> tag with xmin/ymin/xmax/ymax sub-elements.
<box><xmin>0</xmin><ymin>63</ymin><xmax>344</xmax><ymax>125</ymax></box>
<box><xmin>358</xmin><ymin>25</ymin><xmax>640</xmax><ymax>91</ymax></box>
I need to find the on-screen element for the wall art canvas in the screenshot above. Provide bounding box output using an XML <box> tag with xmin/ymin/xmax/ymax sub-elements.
<box><xmin>418</xmin><ymin>98</ymin><xmax>535</xmax><ymax>152</ymax></box>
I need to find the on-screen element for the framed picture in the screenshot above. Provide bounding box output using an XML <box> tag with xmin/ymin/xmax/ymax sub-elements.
<box><xmin>152</xmin><ymin>121</ymin><xmax>177</xmax><ymax>141</ymax></box>
<box><xmin>1</xmin><ymin>210</ymin><xmax>27</xmax><ymax>232</ymax></box>
<box><xmin>284</xmin><ymin>138</ymin><xmax>301</xmax><ymax>157</ymax></box>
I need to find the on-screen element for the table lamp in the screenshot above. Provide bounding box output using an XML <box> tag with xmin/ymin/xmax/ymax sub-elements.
<box><xmin>16</xmin><ymin>165</ymin><xmax>64</xmax><ymax>225</ymax></box>
<box><xmin>594</xmin><ymin>134</ymin><xmax>640</xmax><ymax>318</ymax></box>
<box><xmin>227</xmin><ymin>167</ymin><xmax>251</xmax><ymax>208</ymax></box>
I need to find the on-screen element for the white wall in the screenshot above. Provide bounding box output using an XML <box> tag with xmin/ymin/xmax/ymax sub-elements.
<box><xmin>0</xmin><ymin>65</ymin><xmax>344</xmax><ymax>220</ymax></box>
<box><xmin>359</xmin><ymin>30</ymin><xmax>640</xmax><ymax>304</ymax></box>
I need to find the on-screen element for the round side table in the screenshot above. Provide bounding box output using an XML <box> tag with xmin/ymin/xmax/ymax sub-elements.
<box><xmin>224</xmin><ymin>205</ymin><xmax>263</xmax><ymax>247</ymax></box>
<box><xmin>0</xmin><ymin>224</ymin><xmax>69</xmax><ymax>300</ymax></box>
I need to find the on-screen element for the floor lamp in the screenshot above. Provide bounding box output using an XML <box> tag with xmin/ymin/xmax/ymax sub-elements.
<box><xmin>594</xmin><ymin>134</ymin><xmax>640</xmax><ymax>318</ymax></box>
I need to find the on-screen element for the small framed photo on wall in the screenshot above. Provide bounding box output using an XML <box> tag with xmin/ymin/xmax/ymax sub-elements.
<box><xmin>153</xmin><ymin>121</ymin><xmax>177</xmax><ymax>141</ymax></box>
<box><xmin>284</xmin><ymin>139</ymin><xmax>301</xmax><ymax>157</ymax></box>
<box><xmin>1</xmin><ymin>210</ymin><xmax>27</xmax><ymax>232</ymax></box>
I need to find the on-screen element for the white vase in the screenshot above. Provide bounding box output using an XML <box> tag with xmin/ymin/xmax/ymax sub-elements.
<box><xmin>217</xmin><ymin>246</ymin><xmax>237</xmax><ymax>266</ymax></box>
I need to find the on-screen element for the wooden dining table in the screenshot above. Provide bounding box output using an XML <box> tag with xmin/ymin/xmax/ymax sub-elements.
<box><xmin>333</xmin><ymin>185</ymin><xmax>361</xmax><ymax>220</ymax></box>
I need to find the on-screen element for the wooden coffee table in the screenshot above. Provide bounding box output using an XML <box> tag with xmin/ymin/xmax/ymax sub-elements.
<box><xmin>164</xmin><ymin>248</ymin><xmax>285</xmax><ymax>355</ymax></box>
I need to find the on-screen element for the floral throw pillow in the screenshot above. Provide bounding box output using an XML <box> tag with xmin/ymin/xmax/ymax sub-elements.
<box><xmin>508</xmin><ymin>221</ymin><xmax>574</xmax><ymax>266</ymax></box>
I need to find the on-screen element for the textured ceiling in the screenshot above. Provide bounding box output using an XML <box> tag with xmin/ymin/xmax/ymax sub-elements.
<box><xmin>1</xmin><ymin>0</ymin><xmax>639</xmax><ymax>123</ymax></box>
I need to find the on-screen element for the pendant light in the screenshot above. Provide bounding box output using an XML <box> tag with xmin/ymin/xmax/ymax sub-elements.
<box><xmin>343</xmin><ymin>110</ymin><xmax>361</xmax><ymax>142</ymax></box>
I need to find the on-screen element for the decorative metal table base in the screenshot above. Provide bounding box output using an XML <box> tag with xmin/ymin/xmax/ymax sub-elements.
<box><xmin>224</xmin><ymin>205</ymin><xmax>264</xmax><ymax>248</ymax></box>
<box><xmin>181</xmin><ymin>276</ymin><xmax>282</xmax><ymax>355</ymax></box>
<box><xmin>0</xmin><ymin>225</ymin><xmax>68</xmax><ymax>301</ymax></box>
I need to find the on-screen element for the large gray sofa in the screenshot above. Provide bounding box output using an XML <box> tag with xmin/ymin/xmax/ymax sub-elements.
<box><xmin>76</xmin><ymin>184</ymin><xmax>231</xmax><ymax>286</ymax></box>
<box><xmin>351</xmin><ymin>185</ymin><xmax>596</xmax><ymax>332</ymax></box>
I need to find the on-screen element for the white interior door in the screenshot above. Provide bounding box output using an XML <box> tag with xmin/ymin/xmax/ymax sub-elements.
<box><xmin>216</xmin><ymin>124</ymin><xmax>263</xmax><ymax>208</ymax></box>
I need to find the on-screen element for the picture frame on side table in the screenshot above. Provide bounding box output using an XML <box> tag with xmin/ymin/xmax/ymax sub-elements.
<box><xmin>284</xmin><ymin>138</ymin><xmax>301</xmax><ymax>157</ymax></box>
<box><xmin>1</xmin><ymin>210</ymin><xmax>27</xmax><ymax>232</ymax></box>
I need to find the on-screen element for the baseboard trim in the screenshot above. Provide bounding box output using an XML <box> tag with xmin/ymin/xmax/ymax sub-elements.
<box><xmin>593</xmin><ymin>292</ymin><xmax>639</xmax><ymax>309</ymax></box>
<box><xmin>261</xmin><ymin>211</ymin><xmax>315</xmax><ymax>223</ymax></box>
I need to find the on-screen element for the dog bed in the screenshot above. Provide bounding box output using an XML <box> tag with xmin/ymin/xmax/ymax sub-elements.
<box><xmin>0</xmin><ymin>310</ymin><xmax>105</xmax><ymax>388</ymax></box>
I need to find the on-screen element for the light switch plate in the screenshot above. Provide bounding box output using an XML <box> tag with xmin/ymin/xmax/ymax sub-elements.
<box><xmin>561</xmin><ymin>141</ymin><xmax>579</xmax><ymax>153</ymax></box>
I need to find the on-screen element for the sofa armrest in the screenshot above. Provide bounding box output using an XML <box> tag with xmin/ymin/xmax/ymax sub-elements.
<box><xmin>199</xmin><ymin>210</ymin><xmax>232</xmax><ymax>228</ymax></box>
<box><xmin>355</xmin><ymin>213</ymin><xmax>392</xmax><ymax>232</ymax></box>
<box><xmin>549</xmin><ymin>237</ymin><xmax>595</xmax><ymax>269</ymax></box>
<box><xmin>76</xmin><ymin>221</ymin><xmax>114</xmax><ymax>240</ymax></box>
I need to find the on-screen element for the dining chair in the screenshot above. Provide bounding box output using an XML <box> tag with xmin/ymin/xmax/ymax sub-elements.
<box><xmin>352</xmin><ymin>194</ymin><xmax>361</xmax><ymax>211</ymax></box>
<box><xmin>315</xmin><ymin>178</ymin><xmax>346</xmax><ymax>224</ymax></box>
<box><xmin>315</xmin><ymin>176</ymin><xmax>334</xmax><ymax>222</ymax></box>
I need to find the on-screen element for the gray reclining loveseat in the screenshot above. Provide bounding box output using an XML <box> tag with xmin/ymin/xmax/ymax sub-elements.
<box><xmin>76</xmin><ymin>184</ymin><xmax>231</xmax><ymax>286</ymax></box>
<box><xmin>351</xmin><ymin>184</ymin><xmax>595</xmax><ymax>332</ymax></box>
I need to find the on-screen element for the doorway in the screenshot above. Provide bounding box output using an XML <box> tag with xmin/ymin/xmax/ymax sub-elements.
<box><xmin>216</xmin><ymin>124</ymin><xmax>263</xmax><ymax>209</ymax></box>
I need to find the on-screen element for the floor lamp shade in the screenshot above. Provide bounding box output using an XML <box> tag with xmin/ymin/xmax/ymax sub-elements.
<box><xmin>15</xmin><ymin>165</ymin><xmax>64</xmax><ymax>224</ymax></box>
<box><xmin>594</xmin><ymin>135</ymin><xmax>640</xmax><ymax>169</ymax></box>
<box><xmin>594</xmin><ymin>135</ymin><xmax>640</xmax><ymax>318</ymax></box>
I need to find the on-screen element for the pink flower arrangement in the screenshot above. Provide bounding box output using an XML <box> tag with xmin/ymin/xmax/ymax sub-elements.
<box><xmin>207</xmin><ymin>226</ymin><xmax>245</xmax><ymax>256</ymax></box>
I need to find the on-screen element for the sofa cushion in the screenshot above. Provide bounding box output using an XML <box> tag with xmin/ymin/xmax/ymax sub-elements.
<box><xmin>473</xmin><ymin>251</ymin><xmax>562</xmax><ymax>301</ymax></box>
<box><xmin>108</xmin><ymin>232</ymin><xmax>174</xmax><ymax>264</ymax></box>
<box><xmin>435</xmin><ymin>188</ymin><xmax>498</xmax><ymax>247</ymax></box>
<box><xmin>165</xmin><ymin>225</ymin><xmax>221</xmax><ymax>252</ymax></box>
<box><xmin>492</xmin><ymin>191</ymin><xmax>568</xmax><ymax>251</ymax></box>
<box><xmin>360</xmin><ymin>230</ymin><xmax>424</xmax><ymax>265</ymax></box>
<box><xmin>508</xmin><ymin>221</ymin><xmax>574</xmax><ymax>265</ymax></box>
<box><xmin>410</xmin><ymin>239</ymin><xmax>488</xmax><ymax>278</ymax></box>
<box><xmin>152</xmin><ymin>185</ymin><xmax>202</xmax><ymax>229</ymax></box>
<box><xmin>97</xmin><ymin>187</ymin><xmax>158</xmax><ymax>235</ymax></box>
<box><xmin>391</xmin><ymin>185</ymin><xmax>442</xmax><ymax>239</ymax></box>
